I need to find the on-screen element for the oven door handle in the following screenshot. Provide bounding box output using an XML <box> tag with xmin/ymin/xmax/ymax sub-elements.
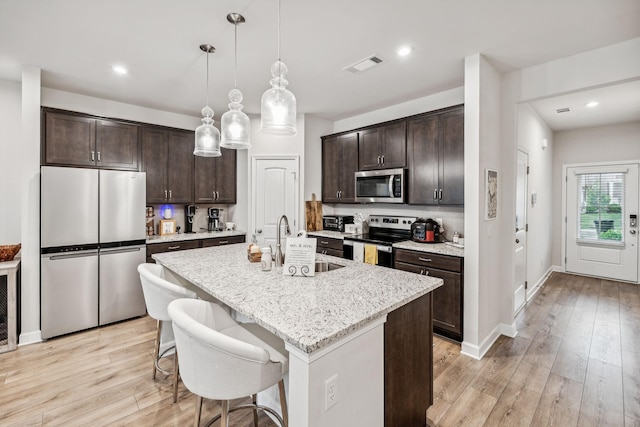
<box><xmin>378</xmin><ymin>245</ymin><xmax>392</xmax><ymax>253</ymax></box>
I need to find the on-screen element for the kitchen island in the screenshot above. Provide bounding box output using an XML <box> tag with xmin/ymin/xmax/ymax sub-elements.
<box><xmin>153</xmin><ymin>244</ymin><xmax>443</xmax><ymax>427</ymax></box>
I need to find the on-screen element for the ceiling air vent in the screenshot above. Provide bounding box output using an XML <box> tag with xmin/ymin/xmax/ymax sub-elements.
<box><xmin>556</xmin><ymin>107</ymin><xmax>571</xmax><ymax>114</ymax></box>
<box><xmin>343</xmin><ymin>55</ymin><xmax>383</xmax><ymax>73</ymax></box>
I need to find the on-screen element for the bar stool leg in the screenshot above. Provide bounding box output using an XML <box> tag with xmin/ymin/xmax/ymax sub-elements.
<box><xmin>194</xmin><ymin>395</ymin><xmax>203</xmax><ymax>427</ymax></box>
<box><xmin>221</xmin><ymin>400</ymin><xmax>230</xmax><ymax>427</ymax></box>
<box><xmin>252</xmin><ymin>394</ymin><xmax>258</xmax><ymax>427</ymax></box>
<box><xmin>173</xmin><ymin>350</ymin><xmax>179</xmax><ymax>403</ymax></box>
<box><xmin>278</xmin><ymin>379</ymin><xmax>288</xmax><ymax>427</ymax></box>
<box><xmin>153</xmin><ymin>319</ymin><xmax>162</xmax><ymax>380</ymax></box>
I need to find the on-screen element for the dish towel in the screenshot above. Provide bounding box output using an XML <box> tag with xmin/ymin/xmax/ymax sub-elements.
<box><xmin>353</xmin><ymin>242</ymin><xmax>364</xmax><ymax>262</ymax></box>
<box><xmin>364</xmin><ymin>244</ymin><xmax>378</xmax><ymax>265</ymax></box>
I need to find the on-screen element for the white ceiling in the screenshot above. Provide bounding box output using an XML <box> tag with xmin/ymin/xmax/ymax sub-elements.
<box><xmin>1</xmin><ymin>0</ymin><xmax>639</xmax><ymax>128</ymax></box>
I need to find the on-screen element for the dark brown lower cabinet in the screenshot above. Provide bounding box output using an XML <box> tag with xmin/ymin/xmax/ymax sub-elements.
<box><xmin>146</xmin><ymin>235</ymin><xmax>246</xmax><ymax>263</ymax></box>
<box><xmin>384</xmin><ymin>292</ymin><xmax>433</xmax><ymax>427</ymax></box>
<box><xmin>394</xmin><ymin>249</ymin><xmax>464</xmax><ymax>342</ymax></box>
<box><xmin>314</xmin><ymin>236</ymin><xmax>344</xmax><ymax>258</ymax></box>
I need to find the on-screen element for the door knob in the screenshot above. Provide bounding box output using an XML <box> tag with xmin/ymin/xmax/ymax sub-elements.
<box><xmin>256</xmin><ymin>229</ymin><xmax>262</xmax><ymax>234</ymax></box>
<box><xmin>631</xmin><ymin>230</ymin><xmax>637</xmax><ymax>235</ymax></box>
<box><xmin>515</xmin><ymin>239</ymin><xmax>520</xmax><ymax>243</ymax></box>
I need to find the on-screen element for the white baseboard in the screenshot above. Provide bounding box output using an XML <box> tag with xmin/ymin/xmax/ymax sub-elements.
<box><xmin>18</xmin><ymin>330</ymin><xmax>42</xmax><ymax>346</ymax></box>
<box><xmin>527</xmin><ymin>266</ymin><xmax>556</xmax><ymax>302</ymax></box>
<box><xmin>461</xmin><ymin>321</ymin><xmax>517</xmax><ymax>360</ymax></box>
<box><xmin>551</xmin><ymin>264</ymin><xmax>563</xmax><ymax>272</ymax></box>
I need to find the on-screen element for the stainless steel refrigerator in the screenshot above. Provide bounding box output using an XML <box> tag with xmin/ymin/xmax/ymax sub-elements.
<box><xmin>40</xmin><ymin>166</ymin><xmax>147</xmax><ymax>339</ymax></box>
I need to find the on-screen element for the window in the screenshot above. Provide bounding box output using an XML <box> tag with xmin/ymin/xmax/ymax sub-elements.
<box><xmin>576</xmin><ymin>172</ymin><xmax>625</xmax><ymax>242</ymax></box>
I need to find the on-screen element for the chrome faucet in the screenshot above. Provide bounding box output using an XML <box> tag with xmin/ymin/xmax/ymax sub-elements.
<box><xmin>275</xmin><ymin>214</ymin><xmax>291</xmax><ymax>267</ymax></box>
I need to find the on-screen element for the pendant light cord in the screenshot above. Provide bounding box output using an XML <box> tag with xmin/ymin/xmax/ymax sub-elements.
<box><xmin>206</xmin><ymin>51</ymin><xmax>210</xmax><ymax>107</ymax></box>
<box><xmin>234</xmin><ymin>22</ymin><xmax>238</xmax><ymax>89</ymax></box>
<box><xmin>277</xmin><ymin>0</ymin><xmax>281</xmax><ymax>62</ymax></box>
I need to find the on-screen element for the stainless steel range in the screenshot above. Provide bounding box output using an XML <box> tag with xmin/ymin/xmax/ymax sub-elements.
<box><xmin>343</xmin><ymin>215</ymin><xmax>417</xmax><ymax>268</ymax></box>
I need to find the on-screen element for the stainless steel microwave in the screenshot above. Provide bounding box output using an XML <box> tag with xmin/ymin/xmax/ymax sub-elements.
<box><xmin>354</xmin><ymin>168</ymin><xmax>405</xmax><ymax>204</ymax></box>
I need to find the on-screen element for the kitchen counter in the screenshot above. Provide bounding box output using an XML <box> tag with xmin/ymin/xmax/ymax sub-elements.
<box><xmin>153</xmin><ymin>244</ymin><xmax>442</xmax><ymax>353</ymax></box>
<box><xmin>146</xmin><ymin>230</ymin><xmax>246</xmax><ymax>244</ymax></box>
<box><xmin>393</xmin><ymin>240</ymin><xmax>464</xmax><ymax>258</ymax></box>
<box><xmin>153</xmin><ymin>244</ymin><xmax>442</xmax><ymax>427</ymax></box>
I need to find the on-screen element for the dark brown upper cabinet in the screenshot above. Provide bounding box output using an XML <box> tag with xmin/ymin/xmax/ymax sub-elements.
<box><xmin>407</xmin><ymin>105</ymin><xmax>464</xmax><ymax>205</ymax></box>
<box><xmin>358</xmin><ymin>121</ymin><xmax>406</xmax><ymax>170</ymax></box>
<box><xmin>141</xmin><ymin>127</ymin><xmax>193</xmax><ymax>204</ymax></box>
<box><xmin>322</xmin><ymin>133</ymin><xmax>358</xmax><ymax>203</ymax></box>
<box><xmin>43</xmin><ymin>109</ymin><xmax>139</xmax><ymax>170</ymax></box>
<box><xmin>194</xmin><ymin>147</ymin><xmax>237</xmax><ymax>204</ymax></box>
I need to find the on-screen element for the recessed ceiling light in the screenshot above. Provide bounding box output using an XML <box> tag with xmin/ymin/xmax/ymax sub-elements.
<box><xmin>585</xmin><ymin>101</ymin><xmax>599</xmax><ymax>108</ymax></box>
<box><xmin>112</xmin><ymin>65</ymin><xmax>128</xmax><ymax>75</ymax></box>
<box><xmin>397</xmin><ymin>45</ymin><xmax>413</xmax><ymax>57</ymax></box>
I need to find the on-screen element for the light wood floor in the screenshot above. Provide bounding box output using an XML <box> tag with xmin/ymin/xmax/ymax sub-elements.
<box><xmin>428</xmin><ymin>272</ymin><xmax>640</xmax><ymax>427</ymax></box>
<box><xmin>0</xmin><ymin>272</ymin><xmax>638</xmax><ymax>426</ymax></box>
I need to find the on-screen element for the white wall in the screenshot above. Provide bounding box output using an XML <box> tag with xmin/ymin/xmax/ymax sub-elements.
<box><xmin>333</xmin><ymin>87</ymin><xmax>464</xmax><ymax>133</ymax></box>
<box><xmin>303</xmin><ymin>116</ymin><xmax>333</xmax><ymax>201</ymax></box>
<box><xmin>551</xmin><ymin>121</ymin><xmax>640</xmax><ymax>265</ymax></box>
<box><xmin>516</xmin><ymin>104</ymin><xmax>554</xmax><ymax>293</ymax></box>
<box><xmin>0</xmin><ymin>80</ymin><xmax>22</xmax><ymax>244</ymax></box>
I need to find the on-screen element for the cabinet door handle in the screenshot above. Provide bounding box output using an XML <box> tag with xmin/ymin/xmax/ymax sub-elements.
<box><xmin>216</xmin><ymin>191</ymin><xmax>219</xmax><ymax>200</ymax></box>
<box><xmin>218</xmin><ymin>240</ymin><xmax>228</xmax><ymax>245</ymax></box>
<box><xmin>433</xmin><ymin>189</ymin><xmax>438</xmax><ymax>200</ymax></box>
<box><xmin>418</xmin><ymin>257</ymin><xmax>432</xmax><ymax>263</ymax></box>
<box><xmin>320</xmin><ymin>241</ymin><xmax>329</xmax><ymax>244</ymax></box>
<box><xmin>381</xmin><ymin>154</ymin><xmax>384</xmax><ymax>165</ymax></box>
<box><xmin>91</xmin><ymin>151</ymin><xmax>95</xmax><ymax>161</ymax></box>
<box><xmin>97</xmin><ymin>151</ymin><xmax>101</xmax><ymax>162</ymax></box>
<box><xmin>168</xmin><ymin>190</ymin><xmax>172</xmax><ymax>200</ymax></box>
<box><xmin>165</xmin><ymin>190</ymin><xmax>168</xmax><ymax>199</ymax></box>
<box><xmin>167</xmin><ymin>245</ymin><xmax>181</xmax><ymax>250</ymax></box>
<box><xmin>439</xmin><ymin>189</ymin><xmax>443</xmax><ymax>200</ymax></box>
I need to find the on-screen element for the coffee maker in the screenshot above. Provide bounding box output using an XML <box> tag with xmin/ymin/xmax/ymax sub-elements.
<box><xmin>185</xmin><ymin>205</ymin><xmax>197</xmax><ymax>233</ymax></box>
<box><xmin>208</xmin><ymin>208</ymin><xmax>221</xmax><ymax>231</ymax></box>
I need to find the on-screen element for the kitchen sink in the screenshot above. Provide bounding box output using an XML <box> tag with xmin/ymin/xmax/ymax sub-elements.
<box><xmin>315</xmin><ymin>261</ymin><xmax>345</xmax><ymax>272</ymax></box>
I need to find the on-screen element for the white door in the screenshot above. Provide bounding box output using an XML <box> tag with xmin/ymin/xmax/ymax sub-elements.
<box><xmin>565</xmin><ymin>163</ymin><xmax>639</xmax><ymax>282</ymax></box>
<box><xmin>251</xmin><ymin>156</ymin><xmax>299</xmax><ymax>247</ymax></box>
<box><xmin>514</xmin><ymin>150</ymin><xmax>528</xmax><ymax>314</ymax></box>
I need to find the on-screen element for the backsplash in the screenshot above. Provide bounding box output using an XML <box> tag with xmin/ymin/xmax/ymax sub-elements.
<box><xmin>148</xmin><ymin>204</ymin><xmax>230</xmax><ymax>235</ymax></box>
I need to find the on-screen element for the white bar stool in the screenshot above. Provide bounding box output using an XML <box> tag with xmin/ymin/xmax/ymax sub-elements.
<box><xmin>137</xmin><ymin>263</ymin><xmax>198</xmax><ymax>403</ymax></box>
<box><xmin>168</xmin><ymin>298</ymin><xmax>289</xmax><ymax>427</ymax></box>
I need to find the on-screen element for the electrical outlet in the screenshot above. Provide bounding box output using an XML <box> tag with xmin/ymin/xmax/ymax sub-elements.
<box><xmin>324</xmin><ymin>374</ymin><xmax>338</xmax><ymax>410</ymax></box>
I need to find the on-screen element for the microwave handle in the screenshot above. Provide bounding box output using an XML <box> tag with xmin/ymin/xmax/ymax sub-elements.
<box><xmin>388</xmin><ymin>175</ymin><xmax>394</xmax><ymax>197</ymax></box>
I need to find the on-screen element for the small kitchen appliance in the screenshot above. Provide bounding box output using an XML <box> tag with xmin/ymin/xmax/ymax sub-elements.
<box><xmin>185</xmin><ymin>205</ymin><xmax>197</xmax><ymax>233</ymax></box>
<box><xmin>322</xmin><ymin>215</ymin><xmax>354</xmax><ymax>232</ymax></box>
<box><xmin>411</xmin><ymin>218</ymin><xmax>441</xmax><ymax>243</ymax></box>
<box><xmin>208</xmin><ymin>207</ymin><xmax>221</xmax><ymax>231</ymax></box>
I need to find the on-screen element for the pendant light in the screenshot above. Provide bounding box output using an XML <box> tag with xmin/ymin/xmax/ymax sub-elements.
<box><xmin>260</xmin><ymin>0</ymin><xmax>297</xmax><ymax>136</ymax></box>
<box><xmin>221</xmin><ymin>13</ymin><xmax>251</xmax><ymax>149</ymax></box>
<box><xmin>194</xmin><ymin>44</ymin><xmax>221</xmax><ymax>157</ymax></box>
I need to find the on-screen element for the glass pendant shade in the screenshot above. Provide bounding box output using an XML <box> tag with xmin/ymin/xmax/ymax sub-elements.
<box><xmin>221</xmin><ymin>89</ymin><xmax>251</xmax><ymax>149</ymax></box>
<box><xmin>194</xmin><ymin>105</ymin><xmax>221</xmax><ymax>157</ymax></box>
<box><xmin>260</xmin><ymin>60</ymin><xmax>297</xmax><ymax>135</ymax></box>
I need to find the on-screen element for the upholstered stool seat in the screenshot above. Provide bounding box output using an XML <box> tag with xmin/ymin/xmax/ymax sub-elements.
<box><xmin>168</xmin><ymin>298</ymin><xmax>289</xmax><ymax>427</ymax></box>
<box><xmin>137</xmin><ymin>263</ymin><xmax>198</xmax><ymax>403</ymax></box>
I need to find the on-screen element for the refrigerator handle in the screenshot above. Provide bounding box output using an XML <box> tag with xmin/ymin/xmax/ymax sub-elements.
<box><xmin>49</xmin><ymin>250</ymin><xmax>99</xmax><ymax>261</ymax></box>
<box><xmin>100</xmin><ymin>247</ymin><xmax>143</xmax><ymax>255</ymax></box>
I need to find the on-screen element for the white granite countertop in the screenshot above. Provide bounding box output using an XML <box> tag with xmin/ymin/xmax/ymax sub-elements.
<box><xmin>393</xmin><ymin>241</ymin><xmax>464</xmax><ymax>258</ymax></box>
<box><xmin>153</xmin><ymin>244</ymin><xmax>442</xmax><ymax>353</ymax></box>
<box><xmin>146</xmin><ymin>230</ymin><xmax>246</xmax><ymax>244</ymax></box>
